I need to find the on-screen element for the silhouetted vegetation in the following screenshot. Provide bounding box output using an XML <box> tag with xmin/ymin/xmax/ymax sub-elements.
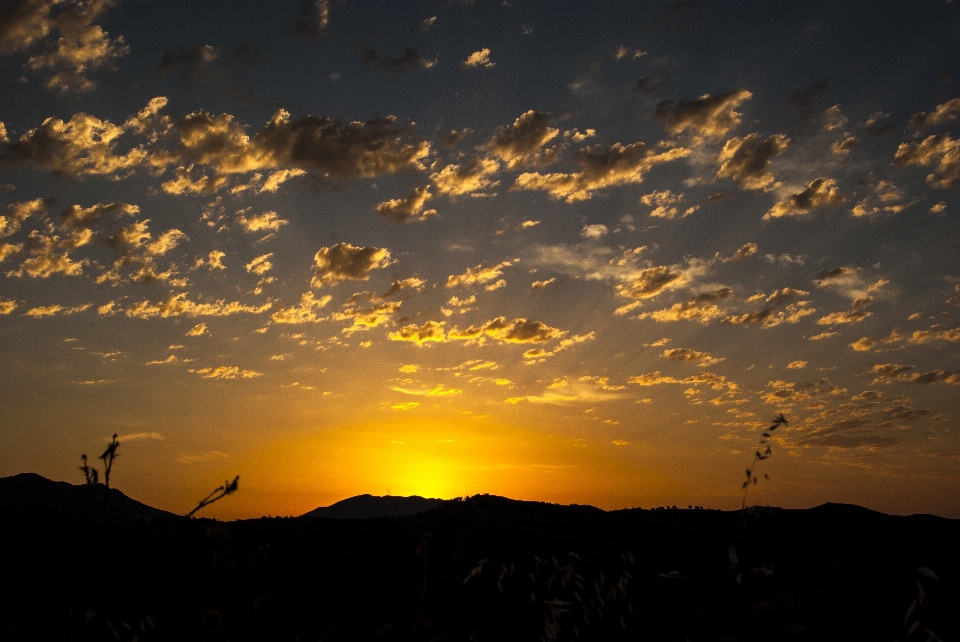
<box><xmin>0</xmin><ymin>420</ymin><xmax>955</xmax><ymax>640</ymax></box>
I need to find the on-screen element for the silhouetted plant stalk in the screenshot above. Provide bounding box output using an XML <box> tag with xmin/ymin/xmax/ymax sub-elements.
<box><xmin>100</xmin><ymin>434</ymin><xmax>119</xmax><ymax>517</ymax></box>
<box><xmin>187</xmin><ymin>476</ymin><xmax>240</xmax><ymax>518</ymax></box>
<box><xmin>741</xmin><ymin>413</ymin><xmax>786</xmax><ymax>511</ymax></box>
<box><xmin>903</xmin><ymin>566</ymin><xmax>943</xmax><ymax>641</ymax></box>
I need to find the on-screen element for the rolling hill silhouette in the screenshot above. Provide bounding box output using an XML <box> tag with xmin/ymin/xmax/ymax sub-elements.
<box><xmin>302</xmin><ymin>493</ymin><xmax>443</xmax><ymax>519</ymax></box>
<box><xmin>2</xmin><ymin>475</ymin><xmax>958</xmax><ymax>641</ymax></box>
<box><xmin>0</xmin><ymin>472</ymin><xmax>175</xmax><ymax>521</ymax></box>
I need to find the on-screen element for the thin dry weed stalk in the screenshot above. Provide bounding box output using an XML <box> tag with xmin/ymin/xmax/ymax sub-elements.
<box><xmin>903</xmin><ymin>566</ymin><xmax>943</xmax><ymax>641</ymax></box>
<box><xmin>741</xmin><ymin>413</ymin><xmax>786</xmax><ymax>510</ymax></box>
<box><xmin>186</xmin><ymin>475</ymin><xmax>240</xmax><ymax>518</ymax></box>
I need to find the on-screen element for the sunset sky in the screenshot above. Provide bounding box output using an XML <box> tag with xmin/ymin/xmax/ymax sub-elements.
<box><xmin>2</xmin><ymin>0</ymin><xmax>959</xmax><ymax>520</ymax></box>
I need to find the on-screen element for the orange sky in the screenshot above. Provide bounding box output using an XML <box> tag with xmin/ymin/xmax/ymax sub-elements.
<box><xmin>2</xmin><ymin>0</ymin><xmax>960</xmax><ymax>519</ymax></box>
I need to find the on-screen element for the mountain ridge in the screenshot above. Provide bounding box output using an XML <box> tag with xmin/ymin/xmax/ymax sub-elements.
<box><xmin>2</xmin><ymin>472</ymin><xmax>958</xmax><ymax>523</ymax></box>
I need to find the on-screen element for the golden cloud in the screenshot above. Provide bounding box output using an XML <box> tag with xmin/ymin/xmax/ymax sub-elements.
<box><xmin>388</xmin><ymin>320</ymin><xmax>448</xmax><ymax>344</ymax></box>
<box><xmin>0</xmin><ymin>110</ymin><xmax>148</xmax><ymax>176</ymax></box>
<box><xmin>446</xmin><ymin>259</ymin><xmax>517</xmax><ymax>288</ymax></box>
<box><xmin>8</xmin><ymin>227</ymin><xmax>92</xmax><ymax>278</ymax></box>
<box><xmin>717</xmin><ymin>133</ymin><xmax>791</xmax><ymax>190</ymax></box>
<box><xmin>448</xmin><ymin>317</ymin><xmax>565</xmax><ymax>344</ymax></box>
<box><xmin>765</xmin><ymin>178</ymin><xmax>847</xmax><ymax>219</ymax></box>
<box><xmin>909</xmin><ymin>98</ymin><xmax>960</xmax><ymax>130</ymax></box>
<box><xmin>892</xmin><ymin>134</ymin><xmax>960</xmax><ymax>189</ymax></box>
<box><xmin>614</xmin><ymin>265</ymin><xmax>683</xmax><ymax>300</ymax></box>
<box><xmin>637</xmin><ymin>288</ymin><xmax>733</xmax><ymax>325</ymax></box>
<box><xmin>816</xmin><ymin>297</ymin><xmax>873</xmax><ymax>326</ymax></box>
<box><xmin>333</xmin><ymin>300</ymin><xmax>401</xmax><ymax>334</ymax></box>
<box><xmin>662</xmin><ymin>347</ymin><xmax>724</xmax><ymax>367</ymax></box>
<box><xmin>24</xmin><ymin>303</ymin><xmax>91</xmax><ymax>317</ymax></box>
<box><xmin>1</xmin><ymin>198</ymin><xmax>53</xmax><ymax>237</ymax></box>
<box><xmin>430</xmin><ymin>157</ymin><xmax>500</xmax><ymax>197</ymax></box>
<box><xmin>189</xmin><ymin>366</ymin><xmax>263</xmax><ymax>379</ymax></box>
<box><xmin>125</xmin><ymin>292</ymin><xmax>271</xmax><ymax>319</ymax></box>
<box><xmin>8</xmin><ymin>0</ymin><xmax>129</xmax><ymax>93</ymax></box>
<box><xmin>722</xmin><ymin>288</ymin><xmax>814</xmax><ymax>328</ymax></box>
<box><xmin>246</xmin><ymin>253</ymin><xmax>273</xmax><ymax>275</ymax></box>
<box><xmin>639</xmin><ymin>189</ymin><xmax>697</xmax><ymax>219</ymax></box>
<box><xmin>171</xmin><ymin>109</ymin><xmax>432</xmax><ymax>180</ymax></box>
<box><xmin>462</xmin><ymin>48</ymin><xmax>495</xmax><ymax>68</ymax></box>
<box><xmin>271</xmin><ymin>291</ymin><xmax>332</xmax><ymax>324</ymax></box>
<box><xmin>236</xmin><ymin>210</ymin><xmax>288</xmax><ymax>234</ymax></box>
<box><xmin>513</xmin><ymin>142</ymin><xmax>690</xmax><ymax>202</ymax></box>
<box><xmin>487</xmin><ymin>110</ymin><xmax>559</xmax><ymax>169</ymax></box>
<box><xmin>375</xmin><ymin>186</ymin><xmax>436</xmax><ymax>224</ymax></box>
<box><xmin>311</xmin><ymin>243</ymin><xmax>393</xmax><ymax>287</ymax></box>
<box><xmin>628</xmin><ymin>370</ymin><xmax>737</xmax><ymax>393</ymax></box>
<box><xmin>60</xmin><ymin>201</ymin><xmax>139</xmax><ymax>228</ymax></box>
<box><xmin>655</xmin><ymin>89</ymin><xmax>753</xmax><ymax>139</ymax></box>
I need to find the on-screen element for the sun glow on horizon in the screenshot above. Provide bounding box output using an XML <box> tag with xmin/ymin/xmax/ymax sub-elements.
<box><xmin>194</xmin><ymin>416</ymin><xmax>663</xmax><ymax>519</ymax></box>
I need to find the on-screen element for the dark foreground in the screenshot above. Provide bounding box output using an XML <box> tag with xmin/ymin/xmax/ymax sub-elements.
<box><xmin>2</xmin><ymin>474</ymin><xmax>958</xmax><ymax>641</ymax></box>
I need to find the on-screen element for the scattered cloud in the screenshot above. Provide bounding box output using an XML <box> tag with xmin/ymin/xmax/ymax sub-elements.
<box><xmin>152</xmin><ymin>45</ymin><xmax>218</xmax><ymax>81</ymax></box>
<box><xmin>662</xmin><ymin>347</ymin><xmax>724</xmax><ymax>367</ymax></box>
<box><xmin>446</xmin><ymin>259</ymin><xmax>517</xmax><ymax>288</ymax></box>
<box><xmin>580</xmin><ymin>224</ymin><xmax>608</xmax><ymax>239</ymax></box>
<box><xmin>821</xmin><ymin>105</ymin><xmax>847</xmax><ymax>132</ymax></box>
<box><xmin>186</xmin><ymin>323</ymin><xmax>207</xmax><ymax>336</ymax></box>
<box><xmin>431</xmin><ymin>157</ymin><xmax>500</xmax><ymax>197</ymax></box>
<box><xmin>655</xmin><ymin>89</ymin><xmax>753</xmax><ymax>140</ymax></box>
<box><xmin>388</xmin><ymin>320</ymin><xmax>448</xmax><ymax>345</ymax></box>
<box><xmin>117</xmin><ymin>432</ymin><xmax>165</xmax><ymax>442</ymax></box>
<box><xmin>910</xmin><ymin>97</ymin><xmax>960</xmax><ymax>131</ymax></box>
<box><xmin>462</xmin><ymin>48</ymin><xmax>495</xmax><ymax>68</ymax></box>
<box><xmin>765</xmin><ymin>178</ymin><xmax>847</xmax><ymax>219</ymax></box>
<box><xmin>636</xmin><ymin>287</ymin><xmax>733</xmax><ymax>324</ymax></box>
<box><xmin>363</xmin><ymin>48</ymin><xmax>437</xmax><ymax>75</ymax></box>
<box><xmin>245</xmin><ymin>253</ymin><xmax>273</xmax><ymax>275</ymax></box>
<box><xmin>176</xmin><ymin>450</ymin><xmax>230</xmax><ymax>464</ymax></box>
<box><xmin>722</xmin><ymin>288</ymin><xmax>815</xmax><ymax>328</ymax></box>
<box><xmin>125</xmin><ymin>293</ymin><xmax>271</xmax><ymax>319</ymax></box>
<box><xmin>893</xmin><ymin>134</ymin><xmax>960</xmax><ymax>189</ymax></box>
<box><xmin>236</xmin><ymin>210</ymin><xmax>288</xmax><ymax>235</ymax></box>
<box><xmin>640</xmin><ymin>189</ymin><xmax>697</xmax><ymax>219</ymax></box>
<box><xmin>724</xmin><ymin>243</ymin><xmax>758</xmax><ymax>262</ymax></box>
<box><xmin>488</xmin><ymin>110</ymin><xmax>559</xmax><ymax>168</ymax></box>
<box><xmin>513</xmin><ymin>142</ymin><xmax>690</xmax><ymax>202</ymax></box>
<box><xmin>831</xmin><ymin>135</ymin><xmax>859</xmax><ymax>155</ymax></box>
<box><xmin>817</xmin><ymin>296</ymin><xmax>873</xmax><ymax>326</ymax></box>
<box><xmin>286</xmin><ymin>0</ymin><xmax>329</xmax><ymax>40</ymax></box>
<box><xmin>24</xmin><ymin>303</ymin><xmax>91</xmax><ymax>317</ymax></box>
<box><xmin>375</xmin><ymin>186</ymin><xmax>436</xmax><ymax>223</ymax></box>
<box><xmin>312</xmin><ymin>243</ymin><xmax>393</xmax><ymax>287</ymax></box>
<box><xmin>6</xmin><ymin>0</ymin><xmax>130</xmax><ymax>93</ymax></box>
<box><xmin>271</xmin><ymin>291</ymin><xmax>332</xmax><ymax>324</ymax></box>
<box><xmin>189</xmin><ymin>366</ymin><xmax>263</xmax><ymax>379</ymax></box>
<box><xmin>717</xmin><ymin>133</ymin><xmax>791</xmax><ymax>190</ymax></box>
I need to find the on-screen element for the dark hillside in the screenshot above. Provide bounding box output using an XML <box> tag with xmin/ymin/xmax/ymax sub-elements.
<box><xmin>302</xmin><ymin>493</ymin><xmax>443</xmax><ymax>519</ymax></box>
<box><xmin>1</xmin><ymin>478</ymin><xmax>957</xmax><ymax>641</ymax></box>
<box><xmin>0</xmin><ymin>472</ymin><xmax>176</xmax><ymax>522</ymax></box>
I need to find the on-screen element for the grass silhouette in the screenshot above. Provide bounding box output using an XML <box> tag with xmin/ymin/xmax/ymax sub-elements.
<box><xmin>71</xmin><ymin>435</ymin><xmax>241</xmax><ymax>641</ymax></box>
<box><xmin>2</xmin><ymin>421</ymin><xmax>936</xmax><ymax>640</ymax></box>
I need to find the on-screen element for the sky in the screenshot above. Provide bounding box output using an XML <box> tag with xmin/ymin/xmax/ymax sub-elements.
<box><xmin>1</xmin><ymin>0</ymin><xmax>959</xmax><ymax>520</ymax></box>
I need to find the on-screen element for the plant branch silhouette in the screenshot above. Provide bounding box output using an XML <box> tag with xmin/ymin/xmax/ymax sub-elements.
<box><xmin>186</xmin><ymin>476</ymin><xmax>240</xmax><ymax>518</ymax></box>
<box><xmin>741</xmin><ymin>413</ymin><xmax>786</xmax><ymax>510</ymax></box>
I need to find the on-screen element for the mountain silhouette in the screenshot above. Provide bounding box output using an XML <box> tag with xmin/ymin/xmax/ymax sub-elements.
<box><xmin>302</xmin><ymin>493</ymin><xmax>443</xmax><ymax>519</ymax></box>
<box><xmin>2</xmin><ymin>476</ymin><xmax>959</xmax><ymax>640</ymax></box>
<box><xmin>0</xmin><ymin>472</ymin><xmax>175</xmax><ymax>521</ymax></box>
